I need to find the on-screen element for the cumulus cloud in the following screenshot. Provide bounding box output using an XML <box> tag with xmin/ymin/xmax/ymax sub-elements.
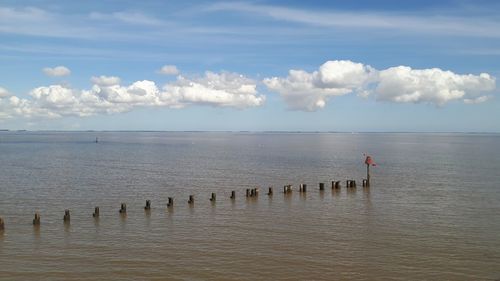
<box><xmin>263</xmin><ymin>60</ymin><xmax>376</xmax><ymax>111</ymax></box>
<box><xmin>375</xmin><ymin>66</ymin><xmax>496</xmax><ymax>105</ymax></box>
<box><xmin>90</xmin><ymin>75</ymin><xmax>121</xmax><ymax>86</ymax></box>
<box><xmin>42</xmin><ymin>66</ymin><xmax>71</xmax><ymax>77</ymax></box>
<box><xmin>0</xmin><ymin>87</ymin><xmax>10</xmax><ymax>98</ymax></box>
<box><xmin>3</xmin><ymin>71</ymin><xmax>264</xmax><ymax>119</ymax></box>
<box><xmin>164</xmin><ymin>72</ymin><xmax>264</xmax><ymax>108</ymax></box>
<box><xmin>158</xmin><ymin>65</ymin><xmax>180</xmax><ymax>75</ymax></box>
<box><xmin>264</xmin><ymin>60</ymin><xmax>496</xmax><ymax>110</ymax></box>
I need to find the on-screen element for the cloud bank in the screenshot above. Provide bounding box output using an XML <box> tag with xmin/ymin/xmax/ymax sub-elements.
<box><xmin>1</xmin><ymin>72</ymin><xmax>264</xmax><ymax>119</ymax></box>
<box><xmin>0</xmin><ymin>61</ymin><xmax>496</xmax><ymax>120</ymax></box>
<box><xmin>264</xmin><ymin>60</ymin><xmax>496</xmax><ymax>111</ymax></box>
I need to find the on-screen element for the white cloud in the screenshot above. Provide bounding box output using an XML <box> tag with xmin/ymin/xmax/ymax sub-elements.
<box><xmin>2</xmin><ymin>71</ymin><xmax>264</xmax><ymax>119</ymax></box>
<box><xmin>376</xmin><ymin>66</ymin><xmax>496</xmax><ymax>105</ymax></box>
<box><xmin>0</xmin><ymin>87</ymin><xmax>10</xmax><ymax>98</ymax></box>
<box><xmin>263</xmin><ymin>60</ymin><xmax>376</xmax><ymax>111</ymax></box>
<box><xmin>158</xmin><ymin>65</ymin><xmax>180</xmax><ymax>75</ymax></box>
<box><xmin>42</xmin><ymin>66</ymin><xmax>71</xmax><ymax>77</ymax></box>
<box><xmin>264</xmin><ymin>60</ymin><xmax>496</xmax><ymax>111</ymax></box>
<box><xmin>90</xmin><ymin>75</ymin><xmax>121</xmax><ymax>86</ymax></box>
<box><xmin>164</xmin><ymin>71</ymin><xmax>264</xmax><ymax>108</ymax></box>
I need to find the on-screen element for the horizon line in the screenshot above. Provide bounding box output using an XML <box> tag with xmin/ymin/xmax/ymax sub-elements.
<box><xmin>1</xmin><ymin>129</ymin><xmax>499</xmax><ymax>134</ymax></box>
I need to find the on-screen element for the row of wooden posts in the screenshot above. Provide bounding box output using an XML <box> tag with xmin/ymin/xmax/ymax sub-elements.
<box><xmin>0</xmin><ymin>180</ymin><xmax>370</xmax><ymax>230</ymax></box>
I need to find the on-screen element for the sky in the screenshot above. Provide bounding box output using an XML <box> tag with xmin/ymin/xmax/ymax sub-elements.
<box><xmin>0</xmin><ymin>0</ymin><xmax>499</xmax><ymax>132</ymax></box>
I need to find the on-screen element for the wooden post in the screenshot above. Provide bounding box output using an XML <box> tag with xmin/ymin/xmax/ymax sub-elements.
<box><xmin>255</xmin><ymin>188</ymin><xmax>259</xmax><ymax>196</ymax></box>
<box><xmin>246</xmin><ymin>189</ymin><xmax>250</xmax><ymax>197</ymax></box>
<box><xmin>167</xmin><ymin>197</ymin><xmax>174</xmax><ymax>207</ymax></box>
<box><xmin>230</xmin><ymin>191</ymin><xmax>236</xmax><ymax>199</ymax></box>
<box><xmin>283</xmin><ymin>185</ymin><xmax>287</xmax><ymax>194</ymax></box>
<box><xmin>119</xmin><ymin>203</ymin><xmax>126</xmax><ymax>214</ymax></box>
<box><xmin>188</xmin><ymin>195</ymin><xmax>194</xmax><ymax>204</ymax></box>
<box><xmin>63</xmin><ymin>209</ymin><xmax>70</xmax><ymax>222</ymax></box>
<box><xmin>319</xmin><ymin>182</ymin><xmax>325</xmax><ymax>191</ymax></box>
<box><xmin>93</xmin><ymin>207</ymin><xmax>99</xmax><ymax>218</ymax></box>
<box><xmin>210</xmin><ymin>192</ymin><xmax>216</xmax><ymax>202</ymax></box>
<box><xmin>33</xmin><ymin>213</ymin><xmax>41</xmax><ymax>225</ymax></box>
<box><xmin>267</xmin><ymin>187</ymin><xmax>273</xmax><ymax>195</ymax></box>
<box><xmin>144</xmin><ymin>200</ymin><xmax>151</xmax><ymax>210</ymax></box>
<box><xmin>0</xmin><ymin>217</ymin><xmax>4</xmax><ymax>231</ymax></box>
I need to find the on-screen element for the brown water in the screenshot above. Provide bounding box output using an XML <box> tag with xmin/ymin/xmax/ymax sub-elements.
<box><xmin>0</xmin><ymin>132</ymin><xmax>499</xmax><ymax>280</ymax></box>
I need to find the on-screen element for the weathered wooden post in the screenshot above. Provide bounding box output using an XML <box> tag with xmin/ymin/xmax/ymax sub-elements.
<box><xmin>335</xmin><ymin>181</ymin><xmax>340</xmax><ymax>189</ymax></box>
<box><xmin>210</xmin><ymin>193</ymin><xmax>216</xmax><ymax>202</ymax></box>
<box><xmin>254</xmin><ymin>188</ymin><xmax>259</xmax><ymax>196</ymax></box>
<box><xmin>246</xmin><ymin>189</ymin><xmax>250</xmax><ymax>197</ymax></box>
<box><xmin>167</xmin><ymin>197</ymin><xmax>174</xmax><ymax>207</ymax></box>
<box><xmin>33</xmin><ymin>213</ymin><xmax>41</xmax><ymax>225</ymax></box>
<box><xmin>119</xmin><ymin>203</ymin><xmax>126</xmax><ymax>214</ymax></box>
<box><xmin>319</xmin><ymin>182</ymin><xmax>325</xmax><ymax>191</ymax></box>
<box><xmin>283</xmin><ymin>185</ymin><xmax>287</xmax><ymax>193</ymax></box>
<box><xmin>188</xmin><ymin>195</ymin><xmax>194</xmax><ymax>204</ymax></box>
<box><xmin>93</xmin><ymin>207</ymin><xmax>100</xmax><ymax>218</ymax></box>
<box><xmin>144</xmin><ymin>200</ymin><xmax>151</xmax><ymax>210</ymax></box>
<box><xmin>230</xmin><ymin>191</ymin><xmax>236</xmax><ymax>199</ymax></box>
<box><xmin>267</xmin><ymin>187</ymin><xmax>273</xmax><ymax>195</ymax></box>
<box><xmin>352</xmin><ymin>180</ymin><xmax>357</xmax><ymax>187</ymax></box>
<box><xmin>63</xmin><ymin>209</ymin><xmax>70</xmax><ymax>222</ymax></box>
<box><xmin>0</xmin><ymin>217</ymin><xmax>4</xmax><ymax>231</ymax></box>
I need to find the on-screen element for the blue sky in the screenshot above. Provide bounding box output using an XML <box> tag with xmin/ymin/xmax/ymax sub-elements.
<box><xmin>0</xmin><ymin>0</ymin><xmax>499</xmax><ymax>131</ymax></box>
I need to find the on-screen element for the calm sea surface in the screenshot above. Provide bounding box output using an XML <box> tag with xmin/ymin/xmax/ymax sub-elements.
<box><xmin>0</xmin><ymin>132</ymin><xmax>499</xmax><ymax>280</ymax></box>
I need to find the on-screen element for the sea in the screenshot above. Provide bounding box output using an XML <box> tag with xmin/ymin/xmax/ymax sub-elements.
<box><xmin>0</xmin><ymin>131</ymin><xmax>499</xmax><ymax>280</ymax></box>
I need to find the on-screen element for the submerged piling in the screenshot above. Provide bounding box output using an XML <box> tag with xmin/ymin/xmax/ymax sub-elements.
<box><xmin>167</xmin><ymin>197</ymin><xmax>174</xmax><ymax>207</ymax></box>
<box><xmin>319</xmin><ymin>182</ymin><xmax>325</xmax><ymax>191</ymax></box>
<box><xmin>210</xmin><ymin>193</ymin><xmax>216</xmax><ymax>202</ymax></box>
<box><xmin>63</xmin><ymin>210</ymin><xmax>70</xmax><ymax>222</ymax></box>
<box><xmin>346</xmin><ymin>180</ymin><xmax>357</xmax><ymax>188</ymax></box>
<box><xmin>299</xmin><ymin>184</ymin><xmax>307</xmax><ymax>192</ymax></box>
<box><xmin>362</xmin><ymin>179</ymin><xmax>370</xmax><ymax>187</ymax></box>
<box><xmin>267</xmin><ymin>187</ymin><xmax>273</xmax><ymax>195</ymax></box>
<box><xmin>93</xmin><ymin>207</ymin><xmax>99</xmax><ymax>218</ymax></box>
<box><xmin>119</xmin><ymin>203</ymin><xmax>126</xmax><ymax>214</ymax></box>
<box><xmin>230</xmin><ymin>191</ymin><xmax>236</xmax><ymax>199</ymax></box>
<box><xmin>144</xmin><ymin>200</ymin><xmax>151</xmax><ymax>210</ymax></box>
<box><xmin>188</xmin><ymin>195</ymin><xmax>194</xmax><ymax>204</ymax></box>
<box><xmin>33</xmin><ymin>213</ymin><xmax>41</xmax><ymax>225</ymax></box>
